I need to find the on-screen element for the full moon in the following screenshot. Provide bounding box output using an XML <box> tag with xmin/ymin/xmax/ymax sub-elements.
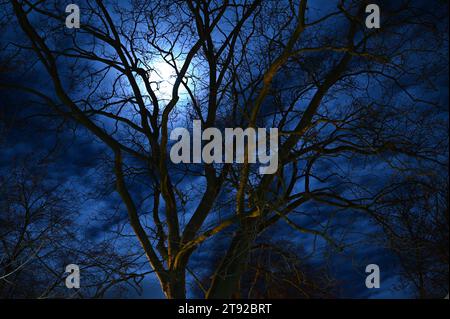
<box><xmin>151</xmin><ymin>60</ymin><xmax>177</xmax><ymax>99</ymax></box>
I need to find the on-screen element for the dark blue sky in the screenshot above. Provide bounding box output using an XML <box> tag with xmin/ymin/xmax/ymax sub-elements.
<box><xmin>0</xmin><ymin>0</ymin><xmax>448</xmax><ymax>299</ymax></box>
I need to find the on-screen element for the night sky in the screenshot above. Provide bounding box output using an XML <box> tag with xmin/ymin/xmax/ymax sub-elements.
<box><xmin>0</xmin><ymin>0</ymin><xmax>448</xmax><ymax>299</ymax></box>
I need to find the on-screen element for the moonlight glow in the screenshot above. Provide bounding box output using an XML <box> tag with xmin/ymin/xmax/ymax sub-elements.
<box><xmin>149</xmin><ymin>60</ymin><xmax>178</xmax><ymax>99</ymax></box>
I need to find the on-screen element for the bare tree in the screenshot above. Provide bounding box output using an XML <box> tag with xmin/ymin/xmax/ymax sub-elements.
<box><xmin>192</xmin><ymin>240</ymin><xmax>337</xmax><ymax>299</ymax></box>
<box><xmin>0</xmin><ymin>0</ymin><xmax>447</xmax><ymax>298</ymax></box>
<box><xmin>376</xmin><ymin>172</ymin><xmax>449</xmax><ymax>298</ymax></box>
<box><xmin>0</xmin><ymin>155</ymin><xmax>153</xmax><ymax>298</ymax></box>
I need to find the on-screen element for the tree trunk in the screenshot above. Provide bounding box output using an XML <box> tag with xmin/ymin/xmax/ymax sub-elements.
<box><xmin>164</xmin><ymin>269</ymin><xmax>186</xmax><ymax>299</ymax></box>
<box><xmin>206</xmin><ymin>224</ymin><xmax>257</xmax><ymax>299</ymax></box>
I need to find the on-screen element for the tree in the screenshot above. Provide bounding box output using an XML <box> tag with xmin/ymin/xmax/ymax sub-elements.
<box><xmin>0</xmin><ymin>0</ymin><xmax>447</xmax><ymax>298</ymax></box>
<box><xmin>191</xmin><ymin>239</ymin><xmax>337</xmax><ymax>298</ymax></box>
<box><xmin>378</xmin><ymin>173</ymin><xmax>449</xmax><ymax>298</ymax></box>
<box><xmin>0</xmin><ymin>155</ymin><xmax>153</xmax><ymax>298</ymax></box>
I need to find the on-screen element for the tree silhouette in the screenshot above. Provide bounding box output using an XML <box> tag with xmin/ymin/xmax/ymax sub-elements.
<box><xmin>0</xmin><ymin>0</ymin><xmax>447</xmax><ymax>298</ymax></box>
